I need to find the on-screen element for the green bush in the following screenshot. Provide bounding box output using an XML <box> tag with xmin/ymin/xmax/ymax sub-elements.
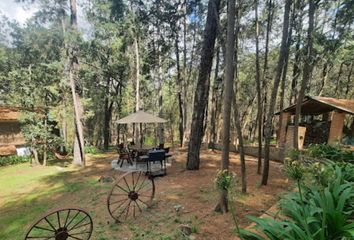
<box><xmin>84</xmin><ymin>146</ymin><xmax>102</xmax><ymax>154</ymax></box>
<box><xmin>0</xmin><ymin>155</ymin><xmax>30</xmax><ymax>166</ymax></box>
<box><xmin>305</xmin><ymin>144</ymin><xmax>354</xmax><ymax>163</ymax></box>
<box><xmin>239</xmin><ymin>162</ymin><xmax>354</xmax><ymax>240</ymax></box>
<box><xmin>214</xmin><ymin>170</ymin><xmax>236</xmax><ymax>191</ymax></box>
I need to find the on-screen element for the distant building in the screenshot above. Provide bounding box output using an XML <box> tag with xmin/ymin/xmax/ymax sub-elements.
<box><xmin>276</xmin><ymin>96</ymin><xmax>354</xmax><ymax>150</ymax></box>
<box><xmin>0</xmin><ymin>106</ymin><xmax>26</xmax><ymax>156</ymax></box>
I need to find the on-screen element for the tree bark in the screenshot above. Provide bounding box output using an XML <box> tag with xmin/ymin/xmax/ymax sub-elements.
<box><xmin>293</xmin><ymin>0</ymin><xmax>316</xmax><ymax>149</ymax></box>
<box><xmin>278</xmin><ymin>1</ymin><xmax>295</xmax><ymax>146</ymax></box>
<box><xmin>335</xmin><ymin>61</ymin><xmax>345</xmax><ymax>96</ymax></box>
<box><xmin>175</xmin><ymin>31</ymin><xmax>184</xmax><ymax>147</ymax></box>
<box><xmin>103</xmin><ymin>77</ymin><xmax>113</xmax><ymax>150</ymax></box>
<box><xmin>209</xmin><ymin>46</ymin><xmax>220</xmax><ymax>150</ymax></box>
<box><xmin>70</xmin><ymin>0</ymin><xmax>85</xmax><ymax>166</ymax></box>
<box><xmin>233</xmin><ymin>3</ymin><xmax>246</xmax><ymax>193</ymax></box>
<box><xmin>262</xmin><ymin>0</ymin><xmax>292</xmax><ymax>185</ymax></box>
<box><xmin>255</xmin><ymin>0</ymin><xmax>262</xmax><ymax>175</ymax></box>
<box><xmin>289</xmin><ymin>0</ymin><xmax>302</xmax><ymax>105</ymax></box>
<box><xmin>215</xmin><ymin>0</ymin><xmax>236</xmax><ymax>213</ymax></box>
<box><xmin>262</xmin><ymin>0</ymin><xmax>274</xmax><ymax>144</ymax></box>
<box><xmin>345</xmin><ymin>62</ymin><xmax>353</xmax><ymax>97</ymax></box>
<box><xmin>134</xmin><ymin>34</ymin><xmax>140</xmax><ymax>145</ymax></box>
<box><xmin>103</xmin><ymin>100</ymin><xmax>113</xmax><ymax>150</ymax></box>
<box><xmin>187</xmin><ymin>0</ymin><xmax>221</xmax><ymax>170</ymax></box>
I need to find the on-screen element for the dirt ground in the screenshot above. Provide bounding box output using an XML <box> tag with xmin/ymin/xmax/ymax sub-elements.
<box><xmin>83</xmin><ymin>148</ymin><xmax>291</xmax><ymax>239</ymax></box>
<box><xmin>1</xmin><ymin>148</ymin><xmax>292</xmax><ymax>240</ymax></box>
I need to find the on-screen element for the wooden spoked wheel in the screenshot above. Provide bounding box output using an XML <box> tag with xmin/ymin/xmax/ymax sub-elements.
<box><xmin>107</xmin><ymin>171</ymin><xmax>155</xmax><ymax>222</ymax></box>
<box><xmin>25</xmin><ymin>207</ymin><xmax>93</xmax><ymax>240</ymax></box>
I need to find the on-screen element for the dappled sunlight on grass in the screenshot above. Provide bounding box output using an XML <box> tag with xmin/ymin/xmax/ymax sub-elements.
<box><xmin>0</xmin><ymin>163</ymin><xmax>72</xmax><ymax>205</ymax></box>
<box><xmin>0</xmin><ymin>157</ymin><xmax>110</xmax><ymax>239</ymax></box>
<box><xmin>0</xmin><ymin>149</ymin><xmax>291</xmax><ymax>239</ymax></box>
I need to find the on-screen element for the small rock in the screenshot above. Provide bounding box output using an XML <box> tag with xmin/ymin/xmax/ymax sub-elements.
<box><xmin>98</xmin><ymin>176</ymin><xmax>114</xmax><ymax>183</ymax></box>
<box><xmin>179</xmin><ymin>224</ymin><xmax>192</xmax><ymax>236</ymax></box>
<box><xmin>189</xmin><ymin>235</ymin><xmax>196</xmax><ymax>240</ymax></box>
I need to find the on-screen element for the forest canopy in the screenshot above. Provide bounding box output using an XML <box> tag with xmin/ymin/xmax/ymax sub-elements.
<box><xmin>0</xmin><ymin>0</ymin><xmax>353</xmax><ymax>168</ymax></box>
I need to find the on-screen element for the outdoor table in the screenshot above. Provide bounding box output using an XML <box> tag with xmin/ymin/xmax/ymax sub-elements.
<box><xmin>139</xmin><ymin>149</ymin><xmax>171</xmax><ymax>177</ymax></box>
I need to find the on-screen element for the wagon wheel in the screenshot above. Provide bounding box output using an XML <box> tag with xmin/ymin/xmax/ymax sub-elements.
<box><xmin>107</xmin><ymin>171</ymin><xmax>155</xmax><ymax>222</ymax></box>
<box><xmin>25</xmin><ymin>207</ymin><xmax>93</xmax><ymax>240</ymax></box>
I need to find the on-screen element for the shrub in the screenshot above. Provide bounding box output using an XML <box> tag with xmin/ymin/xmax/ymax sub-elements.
<box><xmin>0</xmin><ymin>155</ymin><xmax>30</xmax><ymax>166</ymax></box>
<box><xmin>239</xmin><ymin>162</ymin><xmax>354</xmax><ymax>240</ymax></box>
<box><xmin>305</xmin><ymin>144</ymin><xmax>354</xmax><ymax>163</ymax></box>
<box><xmin>84</xmin><ymin>146</ymin><xmax>102</xmax><ymax>154</ymax></box>
<box><xmin>214</xmin><ymin>169</ymin><xmax>236</xmax><ymax>191</ymax></box>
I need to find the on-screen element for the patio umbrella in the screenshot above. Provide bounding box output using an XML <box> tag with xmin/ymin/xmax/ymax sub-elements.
<box><xmin>117</xmin><ymin>110</ymin><xmax>167</xmax><ymax>124</ymax></box>
<box><xmin>116</xmin><ymin>110</ymin><xmax>167</xmax><ymax>147</ymax></box>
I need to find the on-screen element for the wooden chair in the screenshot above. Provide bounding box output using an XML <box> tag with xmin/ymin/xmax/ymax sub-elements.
<box><xmin>117</xmin><ymin>144</ymin><xmax>133</xmax><ymax>167</ymax></box>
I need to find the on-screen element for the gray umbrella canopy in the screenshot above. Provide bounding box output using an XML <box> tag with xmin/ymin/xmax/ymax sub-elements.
<box><xmin>117</xmin><ymin>110</ymin><xmax>167</xmax><ymax>124</ymax></box>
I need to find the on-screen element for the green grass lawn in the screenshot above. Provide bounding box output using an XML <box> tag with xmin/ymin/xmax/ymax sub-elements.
<box><xmin>0</xmin><ymin>153</ymin><xmax>187</xmax><ymax>240</ymax></box>
<box><xmin>0</xmin><ymin>161</ymin><xmax>101</xmax><ymax>239</ymax></box>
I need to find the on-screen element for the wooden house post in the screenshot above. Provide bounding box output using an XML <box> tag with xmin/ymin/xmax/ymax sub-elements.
<box><xmin>328</xmin><ymin>111</ymin><xmax>345</xmax><ymax>144</ymax></box>
<box><xmin>278</xmin><ymin>112</ymin><xmax>290</xmax><ymax>148</ymax></box>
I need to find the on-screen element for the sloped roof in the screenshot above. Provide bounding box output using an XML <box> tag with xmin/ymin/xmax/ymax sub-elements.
<box><xmin>116</xmin><ymin>110</ymin><xmax>167</xmax><ymax>124</ymax></box>
<box><xmin>277</xmin><ymin>96</ymin><xmax>354</xmax><ymax>115</ymax></box>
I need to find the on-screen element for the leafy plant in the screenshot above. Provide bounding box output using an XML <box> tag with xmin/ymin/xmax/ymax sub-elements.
<box><xmin>305</xmin><ymin>144</ymin><xmax>354</xmax><ymax>163</ymax></box>
<box><xmin>84</xmin><ymin>146</ymin><xmax>102</xmax><ymax>154</ymax></box>
<box><xmin>0</xmin><ymin>155</ymin><xmax>30</xmax><ymax>166</ymax></box>
<box><xmin>239</xmin><ymin>162</ymin><xmax>354</xmax><ymax>240</ymax></box>
<box><xmin>214</xmin><ymin>169</ymin><xmax>236</xmax><ymax>191</ymax></box>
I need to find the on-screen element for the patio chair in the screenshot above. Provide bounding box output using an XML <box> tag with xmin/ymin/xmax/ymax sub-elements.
<box><xmin>147</xmin><ymin>150</ymin><xmax>166</xmax><ymax>176</ymax></box>
<box><xmin>117</xmin><ymin>144</ymin><xmax>133</xmax><ymax>167</ymax></box>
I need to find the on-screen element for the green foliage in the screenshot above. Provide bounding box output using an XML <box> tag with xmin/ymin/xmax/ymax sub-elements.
<box><xmin>284</xmin><ymin>158</ymin><xmax>305</xmax><ymax>181</ymax></box>
<box><xmin>240</xmin><ymin>162</ymin><xmax>354</xmax><ymax>240</ymax></box>
<box><xmin>214</xmin><ymin>169</ymin><xmax>236</xmax><ymax>191</ymax></box>
<box><xmin>84</xmin><ymin>146</ymin><xmax>102</xmax><ymax>154</ymax></box>
<box><xmin>305</xmin><ymin>144</ymin><xmax>354</xmax><ymax>163</ymax></box>
<box><xmin>287</xmin><ymin>149</ymin><xmax>301</xmax><ymax>160</ymax></box>
<box><xmin>0</xmin><ymin>155</ymin><xmax>30</xmax><ymax>166</ymax></box>
<box><xmin>343</xmin><ymin>137</ymin><xmax>354</xmax><ymax>146</ymax></box>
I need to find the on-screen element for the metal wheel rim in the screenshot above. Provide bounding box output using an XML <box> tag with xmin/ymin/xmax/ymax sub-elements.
<box><xmin>25</xmin><ymin>207</ymin><xmax>93</xmax><ymax>240</ymax></box>
<box><xmin>107</xmin><ymin>171</ymin><xmax>155</xmax><ymax>223</ymax></box>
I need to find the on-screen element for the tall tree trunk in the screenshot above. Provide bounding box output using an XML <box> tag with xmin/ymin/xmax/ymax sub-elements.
<box><xmin>187</xmin><ymin>0</ymin><xmax>221</xmax><ymax>170</ymax></box>
<box><xmin>157</xmin><ymin>23</ymin><xmax>164</xmax><ymax>144</ymax></box>
<box><xmin>103</xmin><ymin>77</ymin><xmax>112</xmax><ymax>150</ymax></box>
<box><xmin>209</xmin><ymin>46</ymin><xmax>220</xmax><ymax>150</ymax></box>
<box><xmin>293</xmin><ymin>0</ymin><xmax>316</xmax><ymax>149</ymax></box>
<box><xmin>255</xmin><ymin>0</ymin><xmax>262</xmax><ymax>174</ymax></box>
<box><xmin>70</xmin><ymin>0</ymin><xmax>85</xmax><ymax>166</ymax></box>
<box><xmin>290</xmin><ymin>0</ymin><xmax>303</xmax><ymax>105</ymax></box>
<box><xmin>318</xmin><ymin>63</ymin><xmax>329</xmax><ymax>96</ymax></box>
<box><xmin>175</xmin><ymin>31</ymin><xmax>184</xmax><ymax>147</ymax></box>
<box><xmin>278</xmin><ymin>0</ymin><xmax>295</xmax><ymax>146</ymax></box>
<box><xmin>215</xmin><ymin>0</ymin><xmax>236</xmax><ymax>213</ymax></box>
<box><xmin>233</xmin><ymin>3</ymin><xmax>246</xmax><ymax>193</ymax></box>
<box><xmin>182</xmin><ymin>0</ymin><xmax>188</xmax><ymax>146</ymax></box>
<box><xmin>103</xmin><ymin>101</ymin><xmax>113</xmax><ymax>150</ymax></box>
<box><xmin>335</xmin><ymin>61</ymin><xmax>345</xmax><ymax>96</ymax></box>
<box><xmin>134</xmin><ymin>34</ymin><xmax>140</xmax><ymax>145</ymax></box>
<box><xmin>345</xmin><ymin>62</ymin><xmax>353</xmax><ymax>97</ymax></box>
<box><xmin>262</xmin><ymin>0</ymin><xmax>274</xmax><ymax>144</ymax></box>
<box><xmin>262</xmin><ymin>0</ymin><xmax>292</xmax><ymax>185</ymax></box>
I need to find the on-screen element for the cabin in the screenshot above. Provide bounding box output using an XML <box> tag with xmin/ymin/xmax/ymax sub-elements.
<box><xmin>276</xmin><ymin>96</ymin><xmax>354</xmax><ymax>150</ymax></box>
<box><xmin>0</xmin><ymin>106</ymin><xmax>26</xmax><ymax>156</ymax></box>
